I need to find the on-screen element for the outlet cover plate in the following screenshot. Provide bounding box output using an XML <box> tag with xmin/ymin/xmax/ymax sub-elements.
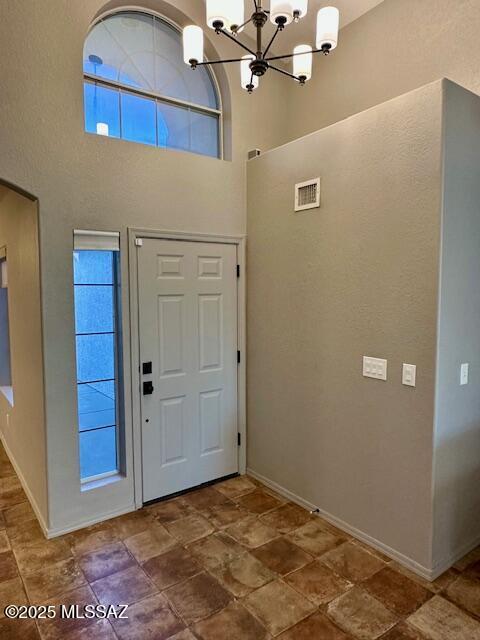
<box><xmin>363</xmin><ymin>356</ymin><xmax>387</xmax><ymax>381</ymax></box>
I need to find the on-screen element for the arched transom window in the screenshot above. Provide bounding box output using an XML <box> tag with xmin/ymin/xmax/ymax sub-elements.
<box><xmin>83</xmin><ymin>11</ymin><xmax>221</xmax><ymax>158</ymax></box>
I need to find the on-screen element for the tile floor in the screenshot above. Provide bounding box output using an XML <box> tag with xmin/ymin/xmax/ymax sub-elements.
<box><xmin>1</xmin><ymin>442</ymin><xmax>480</xmax><ymax>639</ymax></box>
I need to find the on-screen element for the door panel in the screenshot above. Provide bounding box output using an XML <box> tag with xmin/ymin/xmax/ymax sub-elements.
<box><xmin>138</xmin><ymin>238</ymin><xmax>238</xmax><ymax>501</ymax></box>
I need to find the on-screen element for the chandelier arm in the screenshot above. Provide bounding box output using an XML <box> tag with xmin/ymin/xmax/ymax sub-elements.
<box><xmin>253</xmin><ymin>0</ymin><xmax>258</xmax><ymax>11</ymax></box>
<box><xmin>265</xmin><ymin>48</ymin><xmax>324</xmax><ymax>62</ymax></box>
<box><xmin>218</xmin><ymin>28</ymin><xmax>256</xmax><ymax>57</ymax></box>
<box><xmin>194</xmin><ymin>57</ymin><xmax>247</xmax><ymax>66</ymax></box>
<box><xmin>268</xmin><ymin>63</ymin><xmax>303</xmax><ymax>82</ymax></box>
<box><xmin>263</xmin><ymin>25</ymin><xmax>281</xmax><ymax>58</ymax></box>
<box><xmin>232</xmin><ymin>16</ymin><xmax>254</xmax><ymax>33</ymax></box>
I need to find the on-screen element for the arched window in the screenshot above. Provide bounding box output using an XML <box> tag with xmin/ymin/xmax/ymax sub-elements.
<box><xmin>83</xmin><ymin>11</ymin><xmax>221</xmax><ymax>158</ymax></box>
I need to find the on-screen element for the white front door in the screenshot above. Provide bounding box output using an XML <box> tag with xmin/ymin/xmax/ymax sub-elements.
<box><xmin>137</xmin><ymin>238</ymin><xmax>238</xmax><ymax>502</ymax></box>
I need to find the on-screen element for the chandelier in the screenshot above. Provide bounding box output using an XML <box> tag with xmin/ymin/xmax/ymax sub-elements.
<box><xmin>182</xmin><ymin>1</ymin><xmax>340</xmax><ymax>92</ymax></box>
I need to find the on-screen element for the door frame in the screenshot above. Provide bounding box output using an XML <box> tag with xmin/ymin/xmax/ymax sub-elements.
<box><xmin>128</xmin><ymin>228</ymin><xmax>246</xmax><ymax>509</ymax></box>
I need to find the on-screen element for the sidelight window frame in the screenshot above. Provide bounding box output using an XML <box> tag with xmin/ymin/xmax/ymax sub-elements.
<box><xmin>73</xmin><ymin>230</ymin><xmax>124</xmax><ymax>485</ymax></box>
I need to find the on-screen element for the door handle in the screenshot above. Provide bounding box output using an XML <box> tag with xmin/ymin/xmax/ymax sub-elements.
<box><xmin>143</xmin><ymin>381</ymin><xmax>154</xmax><ymax>395</ymax></box>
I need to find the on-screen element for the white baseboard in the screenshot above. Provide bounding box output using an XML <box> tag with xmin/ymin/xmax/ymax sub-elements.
<box><xmin>0</xmin><ymin>431</ymin><xmax>49</xmax><ymax>537</ymax></box>
<box><xmin>46</xmin><ymin>504</ymin><xmax>137</xmax><ymax>539</ymax></box>
<box><xmin>248</xmin><ymin>467</ymin><xmax>441</xmax><ymax>581</ymax></box>
<box><xmin>431</xmin><ymin>533</ymin><xmax>480</xmax><ymax>578</ymax></box>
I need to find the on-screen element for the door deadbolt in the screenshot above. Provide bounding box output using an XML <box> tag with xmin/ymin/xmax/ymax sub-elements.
<box><xmin>143</xmin><ymin>381</ymin><xmax>154</xmax><ymax>395</ymax></box>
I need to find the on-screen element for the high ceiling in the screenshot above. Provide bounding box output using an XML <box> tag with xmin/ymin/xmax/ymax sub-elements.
<box><xmin>230</xmin><ymin>1</ymin><xmax>385</xmax><ymax>52</ymax></box>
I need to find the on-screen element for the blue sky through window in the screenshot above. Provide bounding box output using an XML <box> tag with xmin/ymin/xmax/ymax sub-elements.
<box><xmin>74</xmin><ymin>251</ymin><xmax>119</xmax><ymax>480</ymax></box>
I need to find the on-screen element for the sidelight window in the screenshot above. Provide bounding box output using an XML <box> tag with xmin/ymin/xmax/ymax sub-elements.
<box><xmin>73</xmin><ymin>231</ymin><xmax>123</xmax><ymax>482</ymax></box>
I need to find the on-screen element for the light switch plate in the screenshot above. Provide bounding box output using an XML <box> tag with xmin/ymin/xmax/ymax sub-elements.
<box><xmin>402</xmin><ymin>363</ymin><xmax>417</xmax><ymax>387</ymax></box>
<box><xmin>460</xmin><ymin>363</ymin><xmax>469</xmax><ymax>386</ymax></box>
<box><xmin>363</xmin><ymin>356</ymin><xmax>387</xmax><ymax>381</ymax></box>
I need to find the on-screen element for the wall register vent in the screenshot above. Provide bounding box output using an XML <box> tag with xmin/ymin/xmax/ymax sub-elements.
<box><xmin>295</xmin><ymin>178</ymin><xmax>321</xmax><ymax>212</ymax></box>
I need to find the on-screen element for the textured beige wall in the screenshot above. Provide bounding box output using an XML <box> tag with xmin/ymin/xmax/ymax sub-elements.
<box><xmin>0</xmin><ymin>0</ymin><xmax>289</xmax><ymax>533</ymax></box>
<box><xmin>0</xmin><ymin>186</ymin><xmax>47</xmax><ymax>527</ymax></box>
<box><xmin>247</xmin><ymin>81</ymin><xmax>445</xmax><ymax>570</ymax></box>
<box><xmin>285</xmin><ymin>0</ymin><xmax>480</xmax><ymax>143</ymax></box>
<box><xmin>433</xmin><ymin>82</ymin><xmax>480</xmax><ymax>569</ymax></box>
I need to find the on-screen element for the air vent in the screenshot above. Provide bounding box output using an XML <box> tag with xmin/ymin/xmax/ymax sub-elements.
<box><xmin>295</xmin><ymin>178</ymin><xmax>321</xmax><ymax>212</ymax></box>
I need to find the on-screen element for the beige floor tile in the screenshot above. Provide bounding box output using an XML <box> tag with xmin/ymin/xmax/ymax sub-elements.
<box><xmin>169</xmin><ymin>631</ymin><xmax>197</xmax><ymax>640</ymax></box>
<box><xmin>124</xmin><ymin>523</ymin><xmax>177</xmax><ymax>563</ymax></box>
<box><xmin>235</xmin><ymin>489</ymin><xmax>283</xmax><ymax>514</ymax></box>
<box><xmin>288</xmin><ymin>519</ymin><xmax>346</xmax><ymax>556</ymax></box>
<box><xmin>260</xmin><ymin>503</ymin><xmax>312</xmax><ymax>534</ymax></box>
<box><xmin>66</xmin><ymin>522</ymin><xmax>119</xmax><ymax>557</ymax></box>
<box><xmin>165</xmin><ymin>572</ymin><xmax>233</xmax><ymax>625</ymax></box>
<box><xmin>66</xmin><ymin>619</ymin><xmax>117</xmax><ymax>640</ymax></box>
<box><xmin>13</xmin><ymin>537</ymin><xmax>72</xmax><ymax>575</ymax></box>
<box><xmin>0</xmin><ymin>550</ymin><xmax>18</xmax><ymax>583</ymax></box>
<box><xmin>91</xmin><ymin>564</ymin><xmax>157</xmax><ymax>606</ymax></box>
<box><xmin>408</xmin><ymin>595</ymin><xmax>480</xmax><ymax>640</ymax></box>
<box><xmin>277</xmin><ymin>611</ymin><xmax>351</xmax><ymax>639</ymax></box>
<box><xmin>252</xmin><ymin>537</ymin><xmax>313</xmax><ymax>576</ymax></box>
<box><xmin>226</xmin><ymin>515</ymin><xmax>278</xmax><ymax>549</ymax></box>
<box><xmin>194</xmin><ymin>601</ymin><xmax>271</xmax><ymax>639</ymax></box>
<box><xmin>143</xmin><ymin>547</ymin><xmax>202</xmax><ymax>591</ymax></box>
<box><xmin>165</xmin><ymin>514</ymin><xmax>215</xmax><ymax>545</ymax></box>
<box><xmin>243</xmin><ymin>579</ymin><xmax>315</xmax><ymax>636</ymax></box>
<box><xmin>3</xmin><ymin>501</ymin><xmax>36</xmax><ymax>529</ymax></box>
<box><xmin>454</xmin><ymin>546</ymin><xmax>480</xmax><ymax>572</ymax></box>
<box><xmin>0</xmin><ymin>530</ymin><xmax>10</xmax><ymax>552</ymax></box>
<box><xmin>285</xmin><ymin>560</ymin><xmax>353</xmax><ymax>606</ymax></box>
<box><xmin>364</xmin><ymin>566</ymin><xmax>432</xmax><ymax>616</ymax></box>
<box><xmin>466</xmin><ymin>560</ymin><xmax>480</xmax><ymax>581</ymax></box>
<box><xmin>327</xmin><ymin>586</ymin><xmax>399</xmax><ymax>639</ymax></box>
<box><xmin>147</xmin><ymin>497</ymin><xmax>195</xmax><ymax>525</ymax></box>
<box><xmin>23</xmin><ymin>557</ymin><xmax>87</xmax><ymax>604</ymax></box>
<box><xmin>78</xmin><ymin>541</ymin><xmax>135</xmax><ymax>583</ymax></box>
<box><xmin>108</xmin><ymin>511</ymin><xmax>153</xmax><ymax>540</ymax></box>
<box><xmin>200</xmin><ymin>502</ymin><xmax>250</xmax><ymax>529</ymax></box>
<box><xmin>390</xmin><ymin>562</ymin><xmax>459</xmax><ymax>594</ymax></box>
<box><xmin>0</xmin><ymin>577</ymin><xmax>28</xmax><ymax>618</ymax></box>
<box><xmin>36</xmin><ymin>584</ymin><xmax>98</xmax><ymax>640</ymax></box>
<box><xmin>0</xmin><ymin>618</ymin><xmax>41</xmax><ymax>640</ymax></box>
<box><xmin>7</xmin><ymin>519</ymin><xmax>45</xmax><ymax>547</ymax></box>
<box><xmin>183</xmin><ymin>487</ymin><xmax>232</xmax><ymax>511</ymax></box>
<box><xmin>186</xmin><ymin>532</ymin><xmax>243</xmax><ymax>570</ymax></box>
<box><xmin>381</xmin><ymin>622</ymin><xmax>429</xmax><ymax>639</ymax></box>
<box><xmin>321</xmin><ymin>541</ymin><xmax>386</xmax><ymax>582</ymax></box>
<box><xmin>112</xmin><ymin>593</ymin><xmax>185</xmax><ymax>640</ymax></box>
<box><xmin>214</xmin><ymin>476</ymin><xmax>258</xmax><ymax>499</ymax></box>
<box><xmin>209</xmin><ymin>551</ymin><xmax>276</xmax><ymax>597</ymax></box>
<box><xmin>445</xmin><ymin>574</ymin><xmax>480</xmax><ymax>618</ymax></box>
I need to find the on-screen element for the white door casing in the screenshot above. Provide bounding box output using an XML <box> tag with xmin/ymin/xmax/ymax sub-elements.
<box><xmin>137</xmin><ymin>238</ymin><xmax>238</xmax><ymax>501</ymax></box>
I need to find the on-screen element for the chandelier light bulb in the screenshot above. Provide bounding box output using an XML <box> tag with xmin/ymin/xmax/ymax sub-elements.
<box><xmin>241</xmin><ymin>56</ymin><xmax>259</xmax><ymax>93</ymax></box>
<box><xmin>96</xmin><ymin>122</ymin><xmax>109</xmax><ymax>136</ymax></box>
<box><xmin>207</xmin><ymin>0</ymin><xmax>244</xmax><ymax>32</ymax></box>
<box><xmin>183</xmin><ymin>25</ymin><xmax>204</xmax><ymax>66</ymax></box>
<box><xmin>293</xmin><ymin>44</ymin><xmax>312</xmax><ymax>82</ymax></box>
<box><xmin>270</xmin><ymin>0</ymin><xmax>295</xmax><ymax>27</ymax></box>
<box><xmin>316</xmin><ymin>6</ymin><xmax>340</xmax><ymax>52</ymax></box>
<box><xmin>293</xmin><ymin>0</ymin><xmax>308</xmax><ymax>21</ymax></box>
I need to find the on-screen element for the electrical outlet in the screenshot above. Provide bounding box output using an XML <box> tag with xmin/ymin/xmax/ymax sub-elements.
<box><xmin>460</xmin><ymin>363</ymin><xmax>469</xmax><ymax>386</ymax></box>
<box><xmin>402</xmin><ymin>364</ymin><xmax>416</xmax><ymax>387</ymax></box>
<box><xmin>363</xmin><ymin>356</ymin><xmax>387</xmax><ymax>381</ymax></box>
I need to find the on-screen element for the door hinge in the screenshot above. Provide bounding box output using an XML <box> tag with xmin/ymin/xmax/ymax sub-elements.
<box><xmin>237</xmin><ymin>350</ymin><xmax>241</xmax><ymax>364</ymax></box>
<box><xmin>236</xmin><ymin>264</ymin><xmax>240</xmax><ymax>278</ymax></box>
<box><xmin>135</xmin><ymin>238</ymin><xmax>143</xmax><ymax>247</ymax></box>
<box><xmin>237</xmin><ymin>432</ymin><xmax>241</xmax><ymax>446</ymax></box>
